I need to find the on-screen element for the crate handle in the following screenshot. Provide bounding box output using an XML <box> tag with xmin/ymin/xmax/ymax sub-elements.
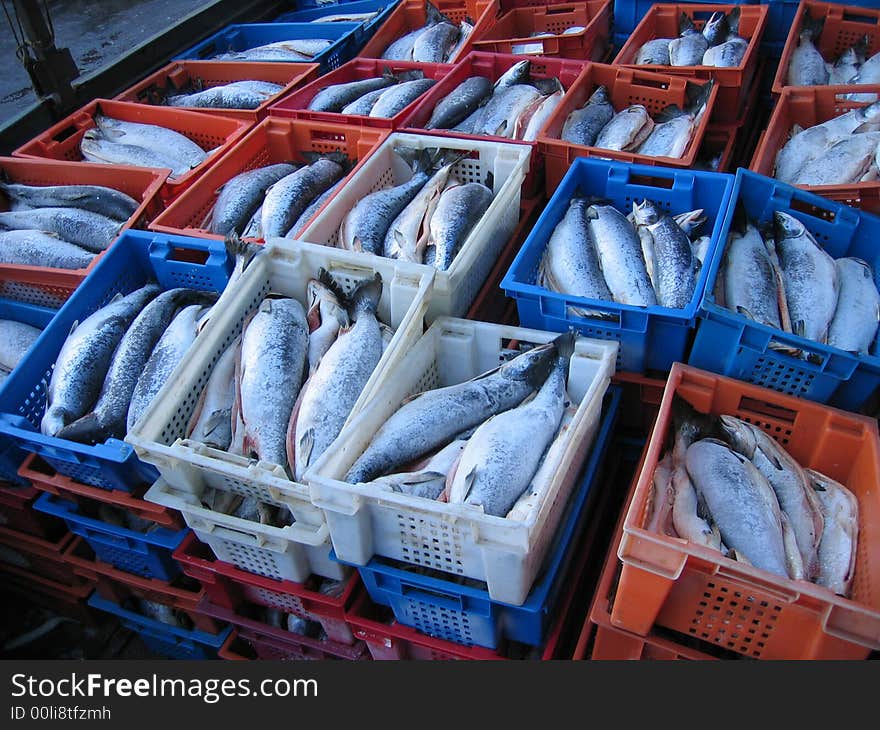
<box><xmin>148</xmin><ymin>235</ymin><xmax>230</xmax><ymax>269</ymax></box>
<box><xmin>628</xmin><ymin>74</ymin><xmax>670</xmax><ymax>91</ymax></box>
<box><xmin>544</xmin><ymin>4</ymin><xmax>577</xmax><ymax>14</ymax></box>
<box><xmin>735</xmin><ymin>396</ymin><xmax>798</xmax><ymax>426</ymax></box>
<box><xmin>769</xmin><ymin>187</ymin><xmax>860</xmax><ymax>231</ymax></box>
<box><xmin>400</xmin><ymin>581</ymin><xmax>465</xmax><ymax>611</ymax></box>
<box><xmin>841</xmin><ymin>10</ymin><xmax>880</xmax><ymax>26</ymax></box>
<box><xmin>763</xmin><ymin>334</ymin><xmax>828</xmax><ymax>368</ymax></box>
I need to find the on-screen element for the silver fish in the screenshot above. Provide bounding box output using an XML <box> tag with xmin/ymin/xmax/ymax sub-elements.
<box><xmin>702</xmin><ymin>37</ymin><xmax>748</xmax><ymax>67</ymax></box>
<box><xmin>595</xmin><ymin>105</ymin><xmax>654</xmax><ymax>151</ymax></box>
<box><xmin>340</xmin><ymin>87</ymin><xmax>387</xmax><ymax>115</ymax></box>
<box><xmin>305</xmin><ymin>269</ymin><xmax>350</xmax><ymax>375</ymax></box>
<box><xmin>167</xmin><ymin>82</ymin><xmax>283</xmax><ymax>110</ymax></box>
<box><xmin>370</xmin><ymin>78</ymin><xmax>436</xmax><ymax>117</ymax></box>
<box><xmin>374</xmin><ymin>437</ymin><xmax>469</xmax><ymax>500</ymax></box>
<box><xmin>218</xmin><ymin>39</ymin><xmax>332</xmax><ymax>61</ymax></box>
<box><xmin>187</xmin><ymin>336</ymin><xmax>238</xmax><ymax>450</ymax></box>
<box><xmin>312</xmin><ymin>12</ymin><xmax>379</xmax><ymax>23</ymax></box>
<box><xmin>0</xmin><ymin>207</ymin><xmax>120</xmax><ymax>253</ymax></box>
<box><xmin>0</xmin><ymin>320</ymin><xmax>41</xmax><ymax>372</ymax></box>
<box><xmin>637</xmin><ymin>86</ymin><xmax>711</xmax><ymax>159</ymax></box>
<box><xmin>793</xmin><ymin>132</ymin><xmax>880</xmax><ymax>185</ymax></box>
<box><xmin>830</xmin><ymin>36</ymin><xmax>868</xmax><ymax>85</ymax></box>
<box><xmin>632</xmin><ymin>200</ymin><xmax>695</xmax><ymax>309</ymax></box>
<box><xmin>447</xmin><ymin>18</ymin><xmax>474</xmax><ymax>62</ymax></box>
<box><xmin>380</xmin><ymin>3</ymin><xmax>445</xmax><ymax>60</ymax></box>
<box><xmin>412</xmin><ymin>21</ymin><xmax>459</xmax><ymax>63</ymax></box>
<box><xmin>261</xmin><ymin>158</ymin><xmax>345</xmax><ymax>238</ymax></box>
<box><xmin>846</xmin><ymin>49</ymin><xmax>880</xmax><ymax>101</ymax></box>
<box><xmin>81</xmin><ymin>130</ymin><xmax>195</xmax><ymax>177</ymax></box>
<box><xmin>786</xmin><ymin>16</ymin><xmax>829</xmax><ymax>86</ymax></box>
<box><xmin>0</xmin><ymin>229</ymin><xmax>95</xmax><ymax>269</ymax></box>
<box><xmin>93</xmin><ymin>114</ymin><xmax>207</xmax><ymax>170</ymax></box>
<box><xmin>520</xmin><ymin>90</ymin><xmax>563</xmax><ymax>142</ymax></box>
<box><xmin>807</xmin><ymin>469</ymin><xmax>859</xmax><ymax>597</ymax></box>
<box><xmin>560</xmin><ymin>86</ymin><xmax>615</xmax><ymax>147</ymax></box>
<box><xmin>308</xmin><ymin>75</ymin><xmax>398</xmax><ymax>113</ymax></box>
<box><xmin>635</xmin><ymin>38</ymin><xmax>672</xmax><ymax>65</ymax></box>
<box><xmin>425</xmin><ymin>76</ymin><xmax>493</xmax><ymax>129</ymax></box>
<box><xmin>473</xmin><ymin>84</ymin><xmax>542</xmax><ymax>138</ymax></box>
<box><xmin>241</xmin><ymin>205</ymin><xmax>263</xmax><ymax>239</ymax></box>
<box><xmin>701</xmin><ymin>10</ymin><xmax>731</xmax><ymax>46</ymax></box>
<box><xmin>286</xmin><ymin>179</ymin><xmax>343</xmax><ymax>239</ymax></box>
<box><xmin>669</xmin><ymin>15</ymin><xmax>709</xmax><ymax>66</ymax></box>
<box><xmin>0</xmin><ymin>182</ymin><xmax>138</xmax><ymax>221</ymax></box>
<box><xmin>428</xmin><ymin>181</ymin><xmax>493</xmax><ymax>271</ymax></box>
<box><xmin>209</xmin><ymin>163</ymin><xmax>298</xmax><ymax>236</ymax></box>
<box><xmin>827</xmin><ymin>257</ymin><xmax>880</xmax><ymax>354</ymax></box>
<box><xmin>722</xmin><ymin>222</ymin><xmax>782</xmax><ymax>328</ymax></box>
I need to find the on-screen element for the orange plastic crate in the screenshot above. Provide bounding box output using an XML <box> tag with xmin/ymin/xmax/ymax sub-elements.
<box><xmin>0</xmin><ymin>561</ymin><xmax>97</xmax><ymax>624</ymax></box>
<box><xmin>115</xmin><ymin>60</ymin><xmax>320</xmax><ymax>123</ymax></box>
<box><xmin>537</xmin><ymin>62</ymin><xmax>718</xmax><ymax>190</ymax></box>
<box><xmin>471</xmin><ymin>1</ymin><xmax>612</xmax><ymax>61</ymax></box>
<box><xmin>749</xmin><ymin>84</ymin><xmax>880</xmax><ymax>212</ymax></box>
<box><xmin>149</xmin><ymin>117</ymin><xmax>387</xmax><ymax>241</ymax></box>
<box><xmin>0</xmin><ymin>525</ymin><xmax>78</xmax><ymax>585</ymax></box>
<box><xmin>0</xmin><ymin>156</ymin><xmax>167</xmax><ymax>306</ymax></box>
<box><xmin>614</xmin><ymin>4</ymin><xmax>768</xmax><ymax>124</ymax></box>
<box><xmin>614</xmin><ymin>363</ymin><xmax>880</xmax><ymax>660</ymax></box>
<box><xmin>12</xmin><ymin>99</ymin><xmax>251</xmax><ymax>204</ymax></box>
<box><xmin>772</xmin><ymin>1</ymin><xmax>880</xmax><ymax>96</ymax></box>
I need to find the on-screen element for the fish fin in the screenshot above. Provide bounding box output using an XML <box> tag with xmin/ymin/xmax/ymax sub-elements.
<box><xmin>655</xmin><ymin>104</ymin><xmax>685</xmax><ymax>124</ymax></box>
<box><xmin>298</xmin><ymin>428</ymin><xmax>314</xmax><ymax>472</ymax></box>
<box><xmin>67</xmin><ymin>320</ymin><xmax>79</xmax><ymax>336</ymax></box>
<box><xmin>201</xmin><ymin>410</ymin><xmax>230</xmax><ymax>440</ymax></box>
<box><xmin>552</xmin><ymin>330</ymin><xmax>577</xmax><ymax>361</ymax></box>
<box><xmin>735</xmin><ymin>305</ymin><xmax>756</xmax><ymax>321</ymax></box>
<box><xmin>381</xmin><ymin>65</ymin><xmax>399</xmax><ymax>83</ymax></box>
<box><xmin>853</xmin><ymin>121</ymin><xmax>879</xmax><ymax>134</ymax></box>
<box><xmin>679</xmin><ymin>11</ymin><xmax>696</xmax><ymax>34</ymax></box>
<box><xmin>352</xmin><ymin>235</ymin><xmax>363</xmax><ymax>253</ymax></box>
<box><xmin>461</xmin><ymin>465</ymin><xmax>478</xmax><ymax>502</ymax></box>
<box><xmin>55</xmin><ymin>412</ymin><xmax>108</xmax><ymax>446</ymax></box>
<box><xmin>224</xmin><ymin>231</ymin><xmax>262</xmax><ymax>271</ymax></box>
<box><xmin>493</xmin><ymin>119</ymin><xmax>508</xmax><ymax>137</ymax></box>
<box><xmin>401</xmin><ymin>471</ymin><xmax>446</xmax><ymax>486</ymax></box>
<box><xmin>317</xmin><ymin>267</ymin><xmax>346</xmax><ymax>303</ymax></box>
<box><xmin>727</xmin><ymin>6</ymin><xmax>741</xmax><ymax>36</ymax></box>
<box><xmin>684</xmin><ymin>79</ymin><xmax>714</xmax><ymax>116</ymax></box>
<box><xmin>399</xmin><ymin>389</ymin><xmax>430</xmax><ymax>406</ymax></box>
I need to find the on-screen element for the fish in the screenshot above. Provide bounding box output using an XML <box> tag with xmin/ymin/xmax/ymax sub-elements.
<box><xmin>312</xmin><ymin>12</ymin><xmax>379</xmax><ymax>23</ymax></box>
<box><xmin>0</xmin><ymin>320</ymin><xmax>41</xmax><ymax>373</ymax></box>
<box><xmin>0</xmin><ymin>182</ymin><xmax>139</xmax><ymax>221</ymax></box>
<box><xmin>668</xmin><ymin>13</ymin><xmax>708</xmax><ymax>66</ymax></box>
<box><xmin>127</xmin><ymin>303</ymin><xmax>212</xmax><ymax>432</ymax></box>
<box><xmin>412</xmin><ymin>21</ymin><xmax>459</xmax><ymax>62</ymax></box>
<box><xmin>167</xmin><ymin>81</ymin><xmax>283</xmax><ymax>110</ymax></box>
<box><xmin>846</xmin><ymin>49</ymin><xmax>880</xmax><ymax>100</ymax></box>
<box><xmin>261</xmin><ymin>157</ymin><xmax>346</xmax><ymax>239</ymax></box>
<box><xmin>292</xmin><ymin>275</ymin><xmax>384</xmax><ymax>480</ymax></box>
<box><xmin>827</xmin><ymin>258</ymin><xmax>880</xmax><ymax>354</ymax></box>
<box><xmin>428</xmin><ymin>180</ymin><xmax>493</xmax><ymax>271</ymax></box>
<box><xmin>472</xmin><ymin>85</ymin><xmax>543</xmax><ymax>139</ymax></box>
<box><xmin>448</xmin><ymin>332</ymin><xmax>574</xmax><ymax>517</ymax></box>
<box><xmin>494</xmin><ymin>59</ymin><xmax>532</xmax><ymax>92</ymax></box>
<box><xmin>345</xmin><ymin>339</ymin><xmax>558</xmax><ymax>484</ymax></box>
<box><xmin>375</xmin><ymin>437</ymin><xmax>469</xmax><ymax>500</ymax></box>
<box><xmin>217</xmin><ymin>39</ymin><xmax>332</xmax><ymax>61</ymax></box>
<box><xmin>187</xmin><ymin>336</ymin><xmax>239</xmax><ymax>450</ymax></box>
<box><xmin>635</xmin><ymin>38</ymin><xmax>673</xmax><ymax>65</ymax></box>
<box><xmin>286</xmin><ymin>179</ymin><xmax>344</xmax><ymax>239</ymax></box>
<box><xmin>40</xmin><ymin>283</ymin><xmax>160</xmax><ymax>437</ymax></box>
<box><xmin>786</xmin><ymin>14</ymin><xmax>829</xmax><ymax>86</ymax></box>
<box><xmin>632</xmin><ymin>200</ymin><xmax>696</xmax><ymax>309</ymax></box>
<box><xmin>0</xmin><ymin>207</ymin><xmax>120</xmax><ymax>253</ymax></box>
<box><xmin>380</xmin><ymin>1</ymin><xmax>446</xmax><ymax>60</ymax></box>
<box><xmin>774</xmin><ymin>211</ymin><xmax>839</xmax><ymax>342</ymax></box>
<box><xmin>305</xmin><ymin>269</ymin><xmax>350</xmax><ymax>375</ymax></box>
<box><xmin>369</xmin><ymin>78</ymin><xmax>436</xmax><ymax>117</ymax></box>
<box><xmin>829</xmin><ymin>35</ymin><xmax>868</xmax><ymax>85</ymax></box>
<box><xmin>722</xmin><ymin>221</ymin><xmax>783</xmax><ymax>329</ymax></box>
<box><xmin>520</xmin><ymin>89</ymin><xmax>563</xmax><ymax>141</ymax></box>
<box><xmin>792</xmin><ymin>132</ymin><xmax>880</xmax><ymax>186</ymax></box>
<box><xmin>93</xmin><ymin>114</ymin><xmax>208</xmax><ymax>170</ymax></box>
<box><xmin>81</xmin><ymin>130</ymin><xmax>195</xmax><ymax>177</ymax></box>
<box><xmin>307</xmin><ymin>75</ymin><xmax>398</xmax><ymax>113</ymax></box>
<box><xmin>232</xmin><ymin>297</ymin><xmax>309</xmax><ymax>470</ymax></box>
<box><xmin>425</xmin><ymin>76</ymin><xmax>493</xmax><ymax>129</ymax></box>
<box><xmin>587</xmin><ymin>203</ymin><xmax>657</xmax><ymax>306</ymax></box>
<box><xmin>208</xmin><ymin>163</ymin><xmax>298</xmax><ymax>236</ymax></box>
<box><xmin>447</xmin><ymin>18</ymin><xmax>474</xmax><ymax>61</ymax></box>
<box><xmin>702</xmin><ymin>36</ymin><xmax>748</xmax><ymax>67</ymax></box>
<box><xmin>594</xmin><ymin>105</ymin><xmax>654</xmax><ymax>151</ymax></box>
<box><xmin>340</xmin><ymin>87</ymin><xmax>388</xmax><ymax>115</ymax></box>
<box><xmin>636</xmin><ymin>82</ymin><xmax>713</xmax><ymax>159</ymax></box>
<box><xmin>0</xmin><ymin>230</ymin><xmax>95</xmax><ymax>269</ymax></box>
<box><xmin>701</xmin><ymin>10</ymin><xmax>731</xmax><ymax>46</ymax></box>
<box><xmin>807</xmin><ymin>469</ymin><xmax>859</xmax><ymax>597</ymax></box>
<box><xmin>560</xmin><ymin>86</ymin><xmax>615</xmax><ymax>147</ymax></box>
<box><xmin>241</xmin><ymin>205</ymin><xmax>263</xmax><ymax>239</ymax></box>
<box><xmin>139</xmin><ymin>600</ymin><xmax>181</xmax><ymax>627</ymax></box>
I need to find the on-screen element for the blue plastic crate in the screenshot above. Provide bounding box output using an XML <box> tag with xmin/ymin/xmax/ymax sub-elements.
<box><xmin>0</xmin><ymin>230</ymin><xmax>232</xmax><ymax>492</ymax></box>
<box><xmin>0</xmin><ymin>299</ymin><xmax>57</xmax><ymax>485</ymax></box>
<box><xmin>175</xmin><ymin>22</ymin><xmax>363</xmax><ymax>72</ymax></box>
<box><xmin>614</xmin><ymin>0</ymin><xmax>760</xmax><ymax>39</ymax></box>
<box><xmin>759</xmin><ymin>0</ymin><xmax>880</xmax><ymax>57</ymax></box>
<box><xmin>87</xmin><ymin>592</ymin><xmax>230</xmax><ymax>659</ymax></box>
<box><xmin>690</xmin><ymin>169</ymin><xmax>880</xmax><ymax>412</ymax></box>
<box><xmin>274</xmin><ymin>0</ymin><xmax>400</xmax><ymax>47</ymax></box>
<box><xmin>34</xmin><ymin>492</ymin><xmax>187</xmax><ymax>579</ymax></box>
<box><xmin>501</xmin><ymin>159</ymin><xmax>735</xmax><ymax>374</ymax></box>
<box><xmin>347</xmin><ymin>387</ymin><xmax>621</xmax><ymax>650</ymax></box>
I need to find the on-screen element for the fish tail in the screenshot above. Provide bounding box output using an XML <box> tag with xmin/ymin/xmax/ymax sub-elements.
<box><xmin>552</xmin><ymin>329</ymin><xmax>577</xmax><ymax>362</ymax></box>
<box><xmin>727</xmin><ymin>6</ymin><xmax>741</xmax><ymax>36</ymax></box>
<box><xmin>800</xmin><ymin>10</ymin><xmax>824</xmax><ymax>42</ymax></box>
<box><xmin>684</xmin><ymin>79</ymin><xmax>715</xmax><ymax>117</ymax></box>
<box><xmin>348</xmin><ymin>272</ymin><xmax>382</xmax><ymax>318</ymax></box>
<box><xmin>55</xmin><ymin>412</ymin><xmax>111</xmax><ymax>445</ymax></box>
<box><xmin>679</xmin><ymin>11</ymin><xmax>696</xmax><ymax>34</ymax></box>
<box><xmin>317</xmin><ymin>267</ymin><xmax>347</xmax><ymax>303</ymax></box>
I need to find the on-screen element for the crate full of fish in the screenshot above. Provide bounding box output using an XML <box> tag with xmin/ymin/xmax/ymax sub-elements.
<box><xmin>691</xmin><ymin>170</ymin><xmax>880</xmax><ymax>410</ymax></box>
<box><xmin>470</xmin><ymin>1</ymin><xmax>612</xmax><ymax>60</ymax></box>
<box><xmin>536</xmin><ymin>63</ymin><xmax>719</xmax><ymax>190</ymax></box>
<box><xmin>150</xmin><ymin>118</ymin><xmax>387</xmax><ymax>243</ymax></box>
<box><xmin>358</xmin><ymin>0</ymin><xmax>497</xmax><ymax>64</ymax></box>
<box><xmin>13</xmin><ymin>101</ymin><xmax>251</xmax><ymax>205</ymax></box>
<box><xmin>0</xmin><ymin>230</ymin><xmax>235</xmax><ymax>492</ymax></box>
<box><xmin>274</xmin><ymin>0</ymin><xmax>403</xmax><ymax>48</ymax></box>
<box><xmin>613</xmin><ymin>4</ymin><xmax>768</xmax><ymax>125</ymax></box>
<box><xmin>0</xmin><ymin>157</ymin><xmax>168</xmax><ymax>307</ymax></box>
<box><xmin>268</xmin><ymin>58</ymin><xmax>452</xmax><ymax>130</ymax></box>
<box><xmin>502</xmin><ymin>158</ymin><xmax>735</xmax><ymax>374</ymax></box>
<box><xmin>306</xmin><ymin>317</ymin><xmax>617</xmax><ymax>605</ymax></box>
<box><xmin>298</xmin><ymin>131</ymin><xmax>530</xmax><ymax>320</ymax></box>
<box><xmin>87</xmin><ymin>591</ymin><xmax>231</xmax><ymax>660</ymax></box>
<box><xmin>115</xmin><ymin>60</ymin><xmax>320</xmax><ymax>123</ymax></box>
<box><xmin>614</xmin><ymin>362</ymin><xmax>880</xmax><ymax>660</ymax></box>
<box><xmin>749</xmin><ymin>85</ymin><xmax>880</xmax><ymax>211</ymax></box>
<box><xmin>348</xmin><ymin>386</ymin><xmax>619</xmax><ymax>649</ymax></box>
<box><xmin>33</xmin><ymin>492</ymin><xmax>187</xmax><ymax>581</ymax></box>
<box><xmin>0</xmin><ymin>525</ymin><xmax>77</xmax><ymax>585</ymax></box>
<box><xmin>611</xmin><ymin>0</ymin><xmax>745</xmax><ymax>45</ymax></box>
<box><xmin>173</xmin><ymin>533</ymin><xmax>360</xmax><ymax>644</ymax></box>
<box><xmin>174</xmin><ymin>22</ymin><xmax>363</xmax><ymax>72</ymax></box>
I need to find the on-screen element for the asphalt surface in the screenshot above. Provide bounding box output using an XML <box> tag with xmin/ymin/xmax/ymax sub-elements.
<box><xmin>0</xmin><ymin>0</ymin><xmax>208</xmax><ymax>124</ymax></box>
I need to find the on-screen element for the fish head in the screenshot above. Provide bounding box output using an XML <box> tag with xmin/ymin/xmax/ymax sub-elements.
<box><xmin>773</xmin><ymin>211</ymin><xmax>807</xmax><ymax>242</ymax></box>
<box><xmin>632</xmin><ymin>199</ymin><xmax>661</xmax><ymax>226</ymax></box>
<box><xmin>718</xmin><ymin>415</ymin><xmax>758</xmax><ymax>458</ymax></box>
<box><xmin>500</xmin><ymin>341</ymin><xmax>557</xmax><ymax>388</ymax></box>
<box><xmin>306</xmin><ymin>268</ymin><xmax>348</xmax><ymax>329</ymax></box>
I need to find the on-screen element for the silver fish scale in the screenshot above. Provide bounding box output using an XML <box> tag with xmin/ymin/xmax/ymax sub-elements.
<box><xmin>635</xmin><ymin>38</ymin><xmax>672</xmax><ymax>65</ymax></box>
<box><xmin>794</xmin><ymin>133</ymin><xmax>880</xmax><ymax>185</ymax></box>
<box><xmin>669</xmin><ymin>33</ymin><xmax>708</xmax><ymax>66</ymax></box>
<box><xmin>95</xmin><ymin>117</ymin><xmax>206</xmax><ymax>168</ymax></box>
<box><xmin>211</xmin><ymin>163</ymin><xmax>297</xmax><ymax>236</ymax></box>
<box><xmin>595</xmin><ymin>107</ymin><xmax>652</xmax><ymax>151</ymax></box>
<box><xmin>261</xmin><ymin>159</ymin><xmax>344</xmax><ymax>239</ymax></box>
<box><xmin>561</xmin><ymin>94</ymin><xmax>614</xmax><ymax>146</ymax></box>
<box><xmin>370</xmin><ymin>78</ymin><xmax>436</xmax><ymax>118</ymax></box>
<box><xmin>0</xmin><ymin>320</ymin><xmax>40</xmax><ymax>372</ymax></box>
<box><xmin>787</xmin><ymin>36</ymin><xmax>829</xmax><ymax>85</ymax></box>
<box><xmin>308</xmin><ymin>76</ymin><xmax>397</xmax><ymax>113</ymax></box>
<box><xmin>0</xmin><ymin>230</ymin><xmax>95</xmax><ymax>269</ymax></box>
<box><xmin>649</xmin><ymin>217</ymin><xmax>696</xmax><ymax>308</ymax></box>
<box><xmin>168</xmin><ymin>85</ymin><xmax>269</xmax><ymax>110</ymax></box>
<box><xmin>81</xmin><ymin>136</ymin><xmax>193</xmax><ymax>177</ymax></box>
<box><xmin>0</xmin><ymin>183</ymin><xmax>138</xmax><ymax>221</ymax></box>
<box><xmin>0</xmin><ymin>208</ymin><xmax>119</xmax><ymax>253</ymax></box>
<box><xmin>189</xmin><ymin>337</ymin><xmax>237</xmax><ymax>450</ymax></box>
<box><xmin>287</xmin><ymin>179</ymin><xmax>343</xmax><ymax>239</ymax></box>
<box><xmin>381</xmin><ymin>26</ymin><xmax>430</xmax><ymax>60</ymax></box>
<box><xmin>702</xmin><ymin>37</ymin><xmax>747</xmax><ymax>67</ymax></box>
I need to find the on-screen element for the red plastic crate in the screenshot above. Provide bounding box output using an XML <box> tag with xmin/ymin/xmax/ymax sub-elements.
<box><xmin>0</xmin><ymin>156</ymin><xmax>167</xmax><ymax>307</ymax></box>
<box><xmin>359</xmin><ymin>0</ymin><xmax>498</xmax><ymax>63</ymax></box>
<box><xmin>268</xmin><ymin>58</ymin><xmax>453</xmax><ymax>129</ymax></box>
<box><xmin>63</xmin><ymin>537</ymin><xmax>220</xmax><ymax>633</ymax></box>
<box><xmin>614</xmin><ymin>4</ymin><xmax>768</xmax><ymax>124</ymax></box>
<box><xmin>12</xmin><ymin>99</ymin><xmax>251</xmax><ymax>204</ymax></box>
<box><xmin>772</xmin><ymin>1</ymin><xmax>880</xmax><ymax>96</ymax></box>
<box><xmin>0</xmin><ymin>480</ymin><xmax>64</xmax><ymax>539</ymax></box>
<box><xmin>0</xmin><ymin>524</ymin><xmax>77</xmax><ymax>585</ymax></box>
<box><xmin>19</xmin><ymin>455</ymin><xmax>184</xmax><ymax>530</ymax></box>
<box><xmin>218</xmin><ymin>630</ymin><xmax>253</xmax><ymax>660</ymax></box>
<box><xmin>472</xmin><ymin>1</ymin><xmax>612</xmax><ymax>61</ymax></box>
<box><xmin>115</xmin><ymin>60</ymin><xmax>320</xmax><ymax>123</ymax></box>
<box><xmin>749</xmin><ymin>84</ymin><xmax>880</xmax><ymax>212</ymax></box>
<box><xmin>0</xmin><ymin>561</ymin><xmax>97</xmax><ymax>625</ymax></box>
<box><xmin>615</xmin><ymin>363</ymin><xmax>880</xmax><ymax>660</ymax></box>
<box><xmin>173</xmin><ymin>533</ymin><xmax>360</xmax><ymax>644</ymax></box>
<box><xmin>149</xmin><ymin>117</ymin><xmax>388</xmax><ymax>241</ymax></box>
<box><xmin>538</xmin><ymin>62</ymin><xmax>719</xmax><ymax>190</ymax></box>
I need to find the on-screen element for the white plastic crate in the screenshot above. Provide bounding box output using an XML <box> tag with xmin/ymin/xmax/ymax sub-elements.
<box><xmin>126</xmin><ymin>243</ymin><xmax>433</xmax><ymax>528</ymax></box>
<box><xmin>305</xmin><ymin>318</ymin><xmax>618</xmax><ymax>605</ymax></box>
<box><xmin>144</xmin><ymin>478</ymin><xmax>346</xmax><ymax>582</ymax></box>
<box><xmin>290</xmin><ymin>131</ymin><xmax>532</xmax><ymax>322</ymax></box>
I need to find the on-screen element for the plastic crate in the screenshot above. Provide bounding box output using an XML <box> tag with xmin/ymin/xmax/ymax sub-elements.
<box><xmin>761</xmin><ymin>0</ymin><xmax>880</xmax><ymax>59</ymax></box>
<box><xmin>173</xmin><ymin>533</ymin><xmax>361</xmax><ymax>644</ymax></box>
<box><xmin>12</xmin><ymin>100</ymin><xmax>250</xmax><ymax>205</ymax></box>
<box><xmin>87</xmin><ymin>592</ymin><xmax>231</xmax><ymax>659</ymax></box>
<box><xmin>501</xmin><ymin>158</ymin><xmax>735</xmax><ymax>374</ymax></box>
<box><xmin>614</xmin><ymin>0</ymin><xmax>759</xmax><ymax>37</ymax></box>
<box><xmin>150</xmin><ymin>118</ymin><xmax>388</xmax><ymax>241</ymax></box>
<box><xmin>306</xmin><ymin>318</ymin><xmax>617</xmax><ymax>605</ymax></box>
<box><xmin>615</xmin><ymin>363</ymin><xmax>880</xmax><ymax>660</ymax></box>
<box><xmin>614</xmin><ymin>4</ymin><xmax>768</xmax><ymax>125</ymax></box>
<box><xmin>0</xmin><ymin>230</ymin><xmax>233</xmax><ymax>492</ymax></box>
<box><xmin>398</xmin><ymin>52</ymin><xmax>585</xmax><ymax>195</ymax></box>
<box><xmin>0</xmin><ymin>525</ymin><xmax>77</xmax><ymax>585</ymax></box>
<box><xmin>115</xmin><ymin>60</ymin><xmax>320</xmax><ymax>123</ymax></box>
<box><xmin>690</xmin><ymin>169</ymin><xmax>880</xmax><ymax>411</ymax></box>
<box><xmin>350</xmin><ymin>386</ymin><xmax>620</xmax><ymax>649</ymax></box>
<box><xmin>174</xmin><ymin>22</ymin><xmax>363</xmax><ymax>73</ymax></box>
<box><xmin>299</xmin><ymin>130</ymin><xmax>531</xmax><ymax>321</ymax></box>
<box><xmin>750</xmin><ymin>85</ymin><xmax>880</xmax><ymax>212</ymax></box>
<box><xmin>63</xmin><ymin>537</ymin><xmax>221</xmax><ymax>632</ymax></box>
<box><xmin>537</xmin><ymin>63</ymin><xmax>719</xmax><ymax>190</ymax></box>
<box><xmin>218</xmin><ymin>629</ymin><xmax>252</xmax><ymax>659</ymax></box>
<box><xmin>700</xmin><ymin>123</ymin><xmax>738</xmax><ymax>172</ymax></box>
<box><xmin>268</xmin><ymin>58</ymin><xmax>453</xmax><ymax>130</ymax></box>
<box><xmin>34</xmin><ymin>492</ymin><xmax>188</xmax><ymax>581</ymax></box>
<box><xmin>0</xmin><ymin>157</ymin><xmax>167</xmax><ymax>307</ymax></box>
<box><xmin>0</xmin><ymin>481</ymin><xmax>63</xmax><ymax>539</ymax></box>
<box><xmin>471</xmin><ymin>1</ymin><xmax>612</xmax><ymax>60</ymax></box>
<box><xmin>358</xmin><ymin>0</ymin><xmax>498</xmax><ymax>63</ymax></box>
<box><xmin>274</xmin><ymin>0</ymin><xmax>402</xmax><ymax>48</ymax></box>
<box><xmin>612</xmin><ymin>371</ymin><xmax>666</xmax><ymax>433</ymax></box>
<box><xmin>0</xmin><ymin>563</ymin><xmax>97</xmax><ymax>625</ymax></box>
<box><xmin>196</xmin><ymin>596</ymin><xmax>370</xmax><ymax>660</ymax></box>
